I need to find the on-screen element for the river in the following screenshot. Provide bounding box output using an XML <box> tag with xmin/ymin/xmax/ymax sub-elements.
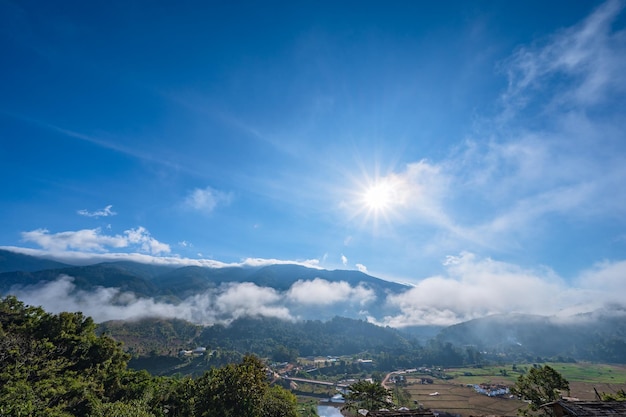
<box><xmin>317</xmin><ymin>405</ymin><xmax>344</xmax><ymax>417</ymax></box>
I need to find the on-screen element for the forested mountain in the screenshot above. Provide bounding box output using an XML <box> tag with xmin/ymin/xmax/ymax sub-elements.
<box><xmin>3</xmin><ymin>249</ymin><xmax>626</xmax><ymax>365</ymax></box>
<box><xmin>0</xmin><ymin>249</ymin><xmax>409</xmax><ymax>322</ymax></box>
<box><xmin>0</xmin><ymin>249</ymin><xmax>406</xmax><ymax>297</ymax></box>
<box><xmin>100</xmin><ymin>315</ymin><xmax>482</xmax><ymax>375</ymax></box>
<box><xmin>0</xmin><ymin>249</ymin><xmax>70</xmax><ymax>273</ymax></box>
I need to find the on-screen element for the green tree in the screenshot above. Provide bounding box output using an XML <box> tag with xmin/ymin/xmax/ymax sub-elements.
<box><xmin>342</xmin><ymin>380</ymin><xmax>392</xmax><ymax>415</ymax></box>
<box><xmin>510</xmin><ymin>365</ymin><xmax>569</xmax><ymax>416</ymax></box>
<box><xmin>194</xmin><ymin>354</ymin><xmax>297</xmax><ymax>417</ymax></box>
<box><xmin>260</xmin><ymin>385</ymin><xmax>298</xmax><ymax>417</ymax></box>
<box><xmin>0</xmin><ymin>296</ymin><xmax>134</xmax><ymax>416</ymax></box>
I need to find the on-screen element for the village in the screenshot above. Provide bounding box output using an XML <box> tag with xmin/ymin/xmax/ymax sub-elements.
<box><xmin>266</xmin><ymin>358</ymin><xmax>626</xmax><ymax>417</ymax></box>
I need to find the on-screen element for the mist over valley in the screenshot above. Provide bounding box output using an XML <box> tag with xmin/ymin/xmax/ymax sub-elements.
<box><xmin>2</xmin><ymin>249</ymin><xmax>626</xmax><ymax>366</ymax></box>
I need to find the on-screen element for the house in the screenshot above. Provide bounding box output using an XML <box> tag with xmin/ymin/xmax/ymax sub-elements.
<box><xmin>541</xmin><ymin>400</ymin><xmax>626</xmax><ymax>416</ymax></box>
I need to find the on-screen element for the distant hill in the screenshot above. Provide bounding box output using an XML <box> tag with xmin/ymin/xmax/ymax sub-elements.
<box><xmin>0</xmin><ymin>249</ymin><xmax>70</xmax><ymax>273</ymax></box>
<box><xmin>436</xmin><ymin>311</ymin><xmax>626</xmax><ymax>363</ymax></box>
<box><xmin>99</xmin><ymin>315</ymin><xmax>413</xmax><ymax>358</ymax></box>
<box><xmin>0</xmin><ymin>263</ymin><xmax>164</xmax><ymax>296</ymax></box>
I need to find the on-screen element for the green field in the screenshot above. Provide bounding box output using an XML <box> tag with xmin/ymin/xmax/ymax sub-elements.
<box><xmin>546</xmin><ymin>362</ymin><xmax>626</xmax><ymax>383</ymax></box>
<box><xmin>444</xmin><ymin>362</ymin><xmax>626</xmax><ymax>385</ymax></box>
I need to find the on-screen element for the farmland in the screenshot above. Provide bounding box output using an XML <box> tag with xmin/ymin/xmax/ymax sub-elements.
<box><xmin>393</xmin><ymin>362</ymin><xmax>626</xmax><ymax>416</ymax></box>
<box><xmin>403</xmin><ymin>381</ymin><xmax>523</xmax><ymax>416</ymax></box>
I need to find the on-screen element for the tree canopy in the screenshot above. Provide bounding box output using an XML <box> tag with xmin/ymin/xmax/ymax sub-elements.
<box><xmin>510</xmin><ymin>365</ymin><xmax>570</xmax><ymax>416</ymax></box>
<box><xmin>342</xmin><ymin>380</ymin><xmax>392</xmax><ymax>415</ymax></box>
<box><xmin>0</xmin><ymin>295</ymin><xmax>298</xmax><ymax>417</ymax></box>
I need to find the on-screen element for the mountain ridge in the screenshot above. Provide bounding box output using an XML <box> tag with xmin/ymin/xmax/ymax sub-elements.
<box><xmin>3</xmin><ymin>248</ymin><xmax>626</xmax><ymax>364</ymax></box>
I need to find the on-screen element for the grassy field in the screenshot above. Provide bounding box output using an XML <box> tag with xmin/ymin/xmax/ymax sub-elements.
<box><xmin>398</xmin><ymin>362</ymin><xmax>626</xmax><ymax>416</ymax></box>
<box><xmin>444</xmin><ymin>362</ymin><xmax>626</xmax><ymax>386</ymax></box>
<box><xmin>546</xmin><ymin>362</ymin><xmax>626</xmax><ymax>383</ymax></box>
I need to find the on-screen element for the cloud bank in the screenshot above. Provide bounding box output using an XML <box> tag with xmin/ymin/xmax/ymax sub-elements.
<box><xmin>10</xmin><ymin>275</ymin><xmax>378</xmax><ymax>325</ymax></box>
<box><xmin>4</xmin><ymin>247</ymin><xmax>625</xmax><ymax>328</ymax></box>
<box><xmin>373</xmin><ymin>252</ymin><xmax>626</xmax><ymax>327</ymax></box>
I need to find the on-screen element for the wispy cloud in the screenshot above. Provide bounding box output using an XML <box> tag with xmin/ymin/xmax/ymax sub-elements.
<box><xmin>77</xmin><ymin>204</ymin><xmax>117</xmax><ymax>218</ymax></box>
<box><xmin>0</xmin><ymin>111</ymin><xmax>191</xmax><ymax>174</ymax></box>
<box><xmin>361</xmin><ymin>1</ymin><xmax>626</xmax><ymax>257</ymax></box>
<box><xmin>183</xmin><ymin>186</ymin><xmax>233</xmax><ymax>214</ymax></box>
<box><xmin>20</xmin><ymin>227</ymin><xmax>170</xmax><ymax>255</ymax></box>
<box><xmin>501</xmin><ymin>0</ymin><xmax>626</xmax><ymax>111</ymax></box>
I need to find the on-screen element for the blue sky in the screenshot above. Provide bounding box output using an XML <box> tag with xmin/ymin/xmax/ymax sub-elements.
<box><xmin>2</xmin><ymin>1</ymin><xmax>626</xmax><ymax>325</ymax></box>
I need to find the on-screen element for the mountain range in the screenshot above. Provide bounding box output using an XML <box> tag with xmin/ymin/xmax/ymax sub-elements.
<box><xmin>2</xmin><ymin>248</ymin><xmax>626</xmax><ymax>364</ymax></box>
<box><xmin>0</xmin><ymin>249</ymin><xmax>409</xmax><ymax>323</ymax></box>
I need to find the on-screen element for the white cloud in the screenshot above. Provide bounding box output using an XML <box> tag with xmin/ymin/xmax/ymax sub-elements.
<box><xmin>367</xmin><ymin>2</ymin><xmax>626</xmax><ymax>257</ymax></box>
<box><xmin>77</xmin><ymin>204</ymin><xmax>117</xmax><ymax>218</ymax></box>
<box><xmin>239</xmin><ymin>257</ymin><xmax>322</xmax><ymax>269</ymax></box>
<box><xmin>11</xmin><ymin>276</ymin><xmax>293</xmax><ymax>325</ymax></box>
<box><xmin>576</xmin><ymin>259</ymin><xmax>626</xmax><ymax>297</ymax></box>
<box><xmin>376</xmin><ymin>252</ymin><xmax>624</xmax><ymax>327</ymax></box>
<box><xmin>124</xmin><ymin>227</ymin><xmax>171</xmax><ymax>255</ymax></box>
<box><xmin>20</xmin><ymin>227</ymin><xmax>170</xmax><ymax>255</ymax></box>
<box><xmin>214</xmin><ymin>282</ymin><xmax>291</xmax><ymax>321</ymax></box>
<box><xmin>286</xmin><ymin>278</ymin><xmax>375</xmax><ymax>306</ymax></box>
<box><xmin>0</xmin><ymin>245</ymin><xmax>323</xmax><ymax>270</ymax></box>
<box><xmin>6</xmin><ymin>248</ymin><xmax>625</xmax><ymax>328</ymax></box>
<box><xmin>21</xmin><ymin>228</ymin><xmax>128</xmax><ymax>252</ymax></box>
<box><xmin>12</xmin><ymin>275</ymin><xmax>187</xmax><ymax>322</ymax></box>
<box><xmin>341</xmin><ymin>254</ymin><xmax>348</xmax><ymax>266</ymax></box>
<box><xmin>11</xmin><ymin>275</ymin><xmax>375</xmax><ymax>325</ymax></box>
<box><xmin>184</xmin><ymin>186</ymin><xmax>232</xmax><ymax>213</ymax></box>
<box><xmin>356</xmin><ymin>263</ymin><xmax>368</xmax><ymax>273</ymax></box>
<box><xmin>502</xmin><ymin>0</ymin><xmax>626</xmax><ymax>110</ymax></box>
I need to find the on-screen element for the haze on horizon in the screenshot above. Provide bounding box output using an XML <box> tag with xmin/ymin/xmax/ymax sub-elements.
<box><xmin>1</xmin><ymin>0</ymin><xmax>626</xmax><ymax>327</ymax></box>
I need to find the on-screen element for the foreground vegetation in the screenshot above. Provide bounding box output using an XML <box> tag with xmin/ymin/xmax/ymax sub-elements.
<box><xmin>3</xmin><ymin>294</ymin><xmax>626</xmax><ymax>417</ymax></box>
<box><xmin>0</xmin><ymin>296</ymin><xmax>299</xmax><ymax>417</ymax></box>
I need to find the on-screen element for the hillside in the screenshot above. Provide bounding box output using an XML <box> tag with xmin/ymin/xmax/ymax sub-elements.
<box><xmin>3</xmin><ymin>249</ymin><xmax>626</xmax><ymax>365</ymax></box>
<box><xmin>0</xmin><ymin>249</ymin><xmax>409</xmax><ymax>322</ymax></box>
<box><xmin>436</xmin><ymin>311</ymin><xmax>626</xmax><ymax>363</ymax></box>
<box><xmin>0</xmin><ymin>249</ymin><xmax>70</xmax><ymax>273</ymax></box>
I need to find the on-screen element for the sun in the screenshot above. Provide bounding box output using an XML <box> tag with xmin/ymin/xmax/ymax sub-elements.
<box><xmin>362</xmin><ymin>182</ymin><xmax>394</xmax><ymax>212</ymax></box>
<box><xmin>344</xmin><ymin>164</ymin><xmax>407</xmax><ymax>229</ymax></box>
<box><xmin>358</xmin><ymin>176</ymin><xmax>406</xmax><ymax>225</ymax></box>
